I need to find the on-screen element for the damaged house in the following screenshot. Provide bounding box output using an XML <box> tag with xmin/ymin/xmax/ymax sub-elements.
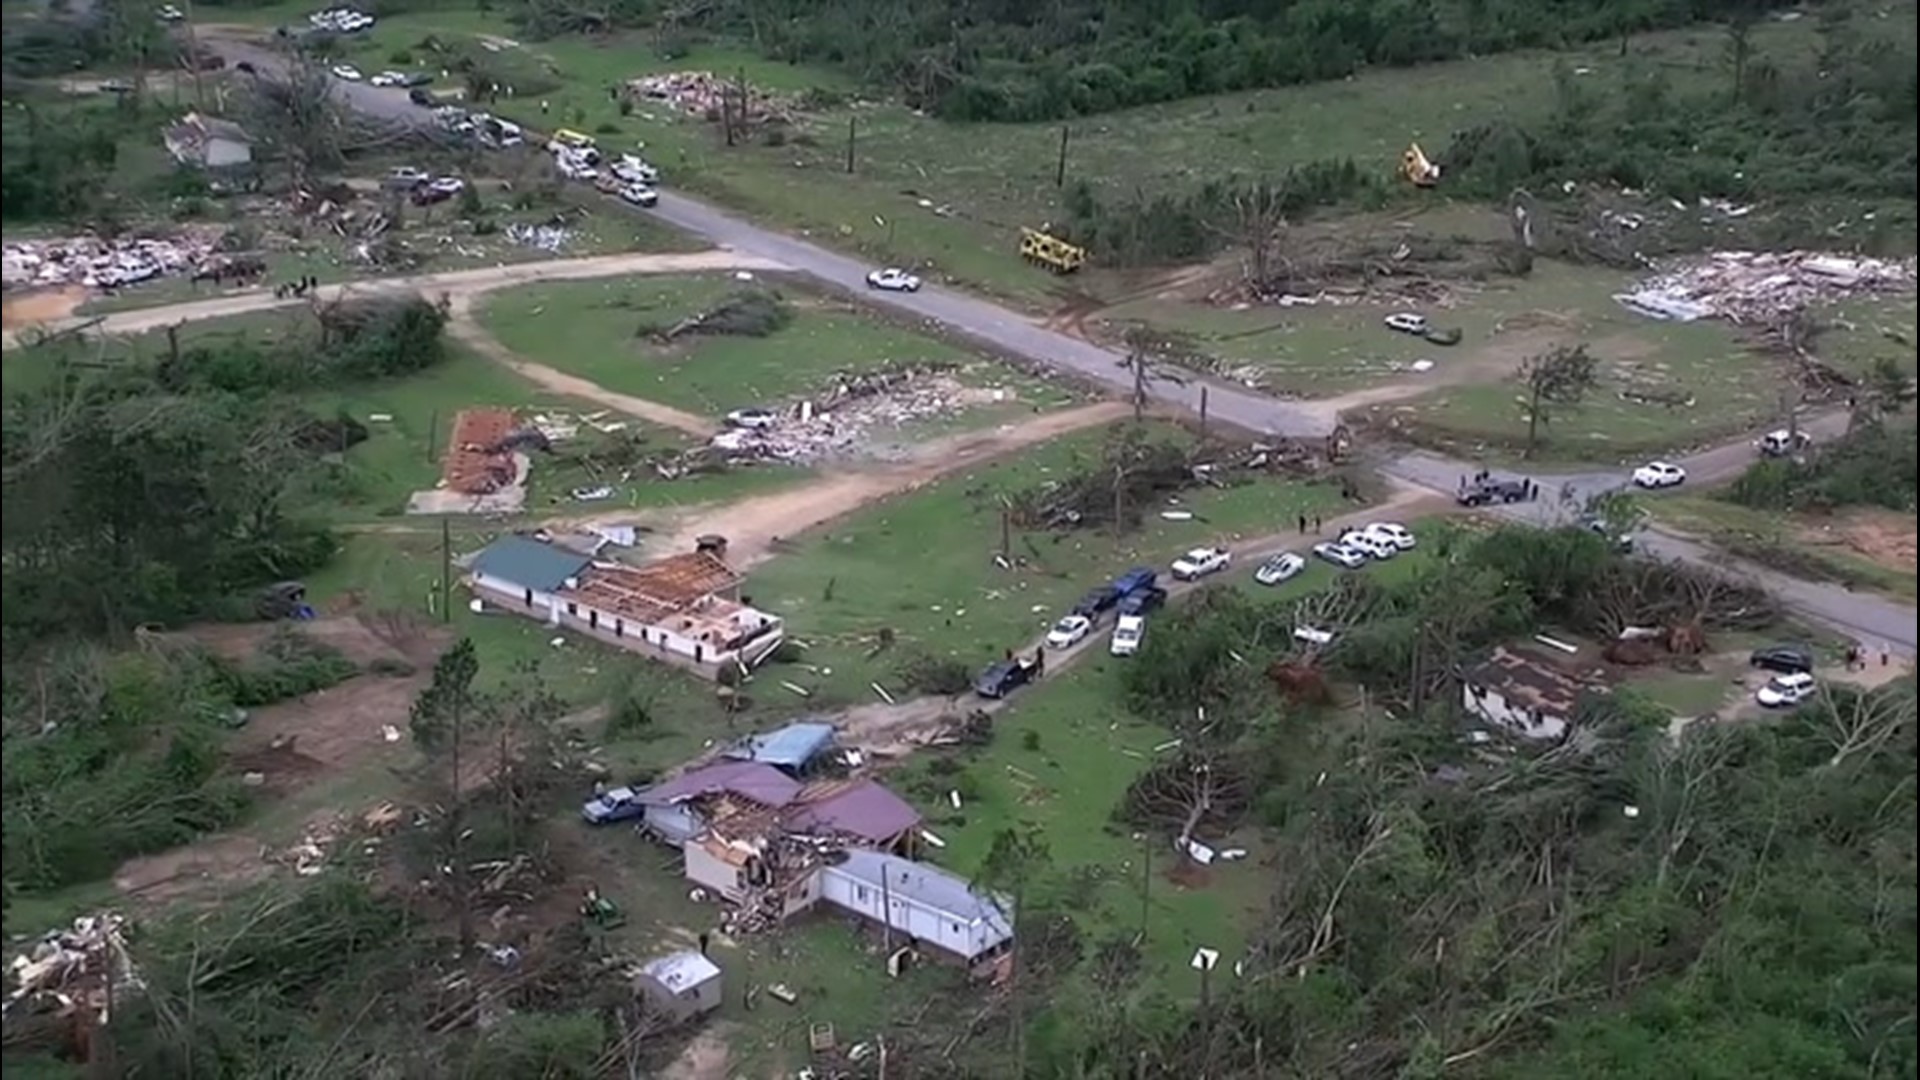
<box><xmin>442</xmin><ymin>408</ymin><xmax>525</xmax><ymax>496</ymax></box>
<box><xmin>163</xmin><ymin>113</ymin><xmax>253</xmax><ymax>170</ymax></box>
<box><xmin>721</xmin><ymin>720</ymin><xmax>838</xmax><ymax>777</ymax></box>
<box><xmin>467</xmin><ymin>537</ymin><xmax>785</xmax><ymax>678</ymax></box>
<box><xmin>1461</xmin><ymin>646</ymin><xmax>1605</xmax><ymax>742</ymax></box>
<box><xmin>632</xmin><ymin>764</ymin><xmax>1003</xmax><ymax>960</ymax></box>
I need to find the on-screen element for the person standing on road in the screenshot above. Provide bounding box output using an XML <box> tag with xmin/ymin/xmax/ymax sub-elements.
<box><xmin>1297</xmin><ymin>514</ymin><xmax>1306</xmax><ymax>533</ymax></box>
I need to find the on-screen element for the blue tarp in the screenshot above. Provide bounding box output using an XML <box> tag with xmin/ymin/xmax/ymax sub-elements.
<box><xmin>723</xmin><ymin>721</ymin><xmax>837</xmax><ymax>773</ymax></box>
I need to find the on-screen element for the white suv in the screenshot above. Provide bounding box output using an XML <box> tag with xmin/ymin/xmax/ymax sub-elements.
<box><xmin>1110</xmin><ymin>615</ymin><xmax>1145</xmax><ymax>657</ymax></box>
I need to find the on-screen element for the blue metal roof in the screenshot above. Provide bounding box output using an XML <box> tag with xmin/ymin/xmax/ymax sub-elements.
<box><xmin>722</xmin><ymin>721</ymin><xmax>837</xmax><ymax>771</ymax></box>
<box><xmin>470</xmin><ymin>535</ymin><xmax>592</xmax><ymax>593</ymax></box>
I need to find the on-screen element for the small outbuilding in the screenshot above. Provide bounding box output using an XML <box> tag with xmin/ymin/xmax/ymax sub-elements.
<box><xmin>634</xmin><ymin>950</ymin><xmax>723</xmax><ymax>1023</ymax></box>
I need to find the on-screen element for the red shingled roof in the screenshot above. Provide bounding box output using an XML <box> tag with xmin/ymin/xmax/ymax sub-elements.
<box><xmin>442</xmin><ymin>409</ymin><xmax>518</xmax><ymax>495</ymax></box>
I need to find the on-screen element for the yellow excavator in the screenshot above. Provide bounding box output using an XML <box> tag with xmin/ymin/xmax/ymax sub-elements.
<box><xmin>1401</xmin><ymin>143</ymin><xmax>1441</xmax><ymax>188</ymax></box>
<box><xmin>1019</xmin><ymin>227</ymin><xmax>1088</xmax><ymax>274</ymax></box>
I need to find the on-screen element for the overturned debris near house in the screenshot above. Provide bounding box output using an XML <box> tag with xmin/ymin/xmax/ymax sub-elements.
<box><xmin>704</xmin><ymin>366</ymin><xmax>1017</xmax><ymax>465</ymax></box>
<box><xmin>3</xmin><ymin>231</ymin><xmax>225</xmax><ymax>290</ymax></box>
<box><xmin>4</xmin><ymin>911</ymin><xmax>142</xmax><ymax>1056</ymax></box>
<box><xmin>1615</xmin><ymin>251</ymin><xmax>1916</xmax><ymax>325</ymax></box>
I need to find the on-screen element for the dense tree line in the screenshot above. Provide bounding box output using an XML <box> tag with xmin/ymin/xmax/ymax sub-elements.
<box><xmin>1070</xmin><ymin>522</ymin><xmax>1916</xmax><ymax>1077</ymax></box>
<box><xmin>1727</xmin><ymin>420</ymin><xmax>1918</xmax><ymax>513</ymax></box>
<box><xmin>662</xmin><ymin>0</ymin><xmax>1796</xmax><ymax>122</ymax></box>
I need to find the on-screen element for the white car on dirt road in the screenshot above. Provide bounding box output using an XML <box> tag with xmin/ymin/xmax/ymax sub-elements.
<box><xmin>1755</xmin><ymin>671</ymin><xmax>1817</xmax><ymax>708</ymax></box>
<box><xmin>1363</xmin><ymin>522</ymin><xmax>1417</xmax><ymax>550</ymax></box>
<box><xmin>1383</xmin><ymin>312</ymin><xmax>1429</xmax><ymax>335</ymax></box>
<box><xmin>1313</xmin><ymin>542</ymin><xmax>1367</xmax><ymax>569</ymax></box>
<box><xmin>726</xmin><ymin>407</ymin><xmax>778</xmax><ymax>429</ymax></box>
<box><xmin>867</xmin><ymin>268</ymin><xmax>922</xmax><ymax>293</ymax></box>
<box><xmin>1045</xmin><ymin>614</ymin><xmax>1093</xmax><ymax>649</ymax></box>
<box><xmin>621</xmin><ymin>184</ymin><xmax>660</xmax><ymax>208</ymax></box>
<box><xmin>1171</xmin><ymin>546</ymin><xmax>1231</xmax><ymax>581</ymax></box>
<box><xmin>1632</xmin><ymin>461</ymin><xmax>1688</xmax><ymax>489</ymax></box>
<box><xmin>1339</xmin><ymin>530</ymin><xmax>1398</xmax><ymax>561</ymax></box>
<box><xmin>330</xmin><ymin>65</ymin><xmax>364</xmax><ymax>82</ymax></box>
<box><xmin>1253</xmin><ymin>552</ymin><xmax>1306</xmax><ymax>586</ymax></box>
<box><xmin>1110</xmin><ymin>614</ymin><xmax>1146</xmax><ymax>657</ymax></box>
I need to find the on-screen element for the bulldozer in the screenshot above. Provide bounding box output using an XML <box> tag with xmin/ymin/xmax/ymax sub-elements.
<box><xmin>1019</xmin><ymin>227</ymin><xmax>1088</xmax><ymax>274</ymax></box>
<box><xmin>1401</xmin><ymin>143</ymin><xmax>1441</xmax><ymax>188</ymax></box>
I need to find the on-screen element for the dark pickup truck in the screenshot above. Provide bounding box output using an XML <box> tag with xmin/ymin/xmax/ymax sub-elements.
<box><xmin>1458</xmin><ymin>478</ymin><xmax>1531</xmax><ymax>507</ymax></box>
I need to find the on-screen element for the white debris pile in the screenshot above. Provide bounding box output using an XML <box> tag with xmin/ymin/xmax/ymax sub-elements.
<box><xmin>505</xmin><ymin>222</ymin><xmax>572</xmax><ymax>253</ymax></box>
<box><xmin>709</xmin><ymin>372</ymin><xmax>1010</xmax><ymax>464</ymax></box>
<box><xmin>2</xmin><ymin>232</ymin><xmax>223</xmax><ymax>289</ymax></box>
<box><xmin>4</xmin><ymin>912</ymin><xmax>141</xmax><ymax>1025</ymax></box>
<box><xmin>1615</xmin><ymin>251</ymin><xmax>1915</xmax><ymax>324</ymax></box>
<box><xmin>627</xmin><ymin>71</ymin><xmax>733</xmax><ymax>115</ymax></box>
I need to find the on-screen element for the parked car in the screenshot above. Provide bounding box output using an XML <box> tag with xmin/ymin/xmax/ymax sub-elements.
<box><xmin>1044</xmin><ymin>615</ymin><xmax>1093</xmax><ymax>649</ymax></box>
<box><xmin>1338</xmin><ymin>530</ymin><xmax>1398</xmax><ymax>561</ymax></box>
<box><xmin>1253</xmin><ymin>552</ymin><xmax>1306</xmax><ymax>586</ymax></box>
<box><xmin>370</xmin><ymin>70</ymin><xmax>409</xmax><ymax>87</ymax></box>
<box><xmin>1458</xmin><ymin>477</ymin><xmax>1530</xmax><ymax>506</ymax></box>
<box><xmin>407</xmin><ymin>87</ymin><xmax>437</xmax><ymax>107</ymax></box>
<box><xmin>1110</xmin><ymin>614</ymin><xmax>1146</xmax><ymax>657</ymax></box>
<box><xmin>1756</xmin><ymin>429</ymin><xmax>1812</xmax><ymax>457</ymax></box>
<box><xmin>570</xmin><ymin>486</ymin><xmax>613</xmax><ymax>502</ymax></box>
<box><xmin>1313</xmin><ymin>542</ymin><xmax>1367</xmax><ymax>569</ymax></box>
<box><xmin>157</xmin><ymin>4</ymin><xmax>184</xmax><ymax>20</ymax></box>
<box><xmin>330</xmin><ymin>64</ymin><xmax>363</xmax><ymax>82</ymax></box>
<box><xmin>1632</xmin><ymin>461</ymin><xmax>1687</xmax><ymax>489</ymax></box>
<box><xmin>1749</xmin><ymin>643</ymin><xmax>1816</xmax><ymax>675</ymax></box>
<box><xmin>427</xmin><ymin>176</ymin><xmax>465</xmax><ymax>196</ymax></box>
<box><xmin>1111</xmin><ymin>567</ymin><xmax>1157</xmax><ymax>597</ymax></box>
<box><xmin>1171</xmin><ymin>546</ymin><xmax>1231</xmax><ymax>581</ymax></box>
<box><xmin>1577</xmin><ymin>514</ymin><xmax>1635</xmax><ymax>552</ymax></box>
<box><xmin>581</xmin><ymin>786</ymin><xmax>645</xmax><ymax>824</ymax></box>
<box><xmin>1363</xmin><ymin>522</ymin><xmax>1417</xmax><ymax>550</ymax></box>
<box><xmin>1070</xmin><ymin>584</ymin><xmax>1122</xmax><ymax>620</ymax></box>
<box><xmin>975</xmin><ymin>658</ymin><xmax>1036</xmax><ymax>699</ymax></box>
<box><xmin>867</xmin><ymin>267</ymin><xmax>922</xmax><ymax>292</ymax></box>
<box><xmin>1116</xmin><ymin>586</ymin><xmax>1166</xmax><ymax>616</ymax></box>
<box><xmin>384</xmin><ymin>166</ymin><xmax>429</xmax><ymax>190</ymax></box>
<box><xmin>1756</xmin><ymin>671</ymin><xmax>1817</xmax><ymax>708</ymax></box>
<box><xmin>612</xmin><ymin>154</ymin><xmax>661</xmax><ymax>184</ymax></box>
<box><xmin>726</xmin><ymin>407</ymin><xmax>778</xmax><ymax>429</ymax></box>
<box><xmin>1383</xmin><ymin>312</ymin><xmax>1429</xmax><ymax>335</ymax></box>
<box><xmin>621</xmin><ymin>183</ymin><xmax>660</xmax><ymax>207</ymax></box>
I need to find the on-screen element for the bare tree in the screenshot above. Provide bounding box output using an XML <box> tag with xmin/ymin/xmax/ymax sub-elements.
<box><xmin>1723</xmin><ymin>6</ymin><xmax>1761</xmax><ymax>100</ymax></box>
<box><xmin>1115</xmin><ymin>322</ymin><xmax>1193</xmax><ymax>425</ymax></box>
<box><xmin>1224</xmin><ymin>180</ymin><xmax>1291</xmax><ymax>290</ymax></box>
<box><xmin>1811</xmin><ymin>685</ymin><xmax>1916</xmax><ymax>770</ymax></box>
<box><xmin>410</xmin><ymin>638</ymin><xmax>483</xmax><ymax>950</ymax></box>
<box><xmin>1516</xmin><ymin>344</ymin><xmax>1598</xmax><ymax>458</ymax></box>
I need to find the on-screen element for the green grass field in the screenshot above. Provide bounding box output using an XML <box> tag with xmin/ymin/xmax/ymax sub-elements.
<box><xmin>742</xmin><ymin>421</ymin><xmax>1350</xmax><ymax>703</ymax></box>
<box><xmin>211</xmin><ymin>11</ymin><xmax>1831</xmax><ymax>303</ymax></box>
<box><xmin>477</xmin><ymin>274</ymin><xmax>1081</xmax><ymax>422</ymax></box>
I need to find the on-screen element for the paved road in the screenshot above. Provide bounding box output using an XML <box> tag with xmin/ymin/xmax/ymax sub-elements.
<box><xmin>182</xmin><ymin>34</ymin><xmax>1920</xmax><ymax>655</ymax></box>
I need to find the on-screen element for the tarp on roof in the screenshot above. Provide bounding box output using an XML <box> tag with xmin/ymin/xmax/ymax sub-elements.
<box><xmin>784</xmin><ymin>779</ymin><xmax>922</xmax><ymax>843</ymax></box>
<box><xmin>469</xmin><ymin>535</ymin><xmax>593</xmax><ymax>593</ymax></box>
<box><xmin>637</xmin><ymin>761</ymin><xmax>801</xmax><ymax>809</ymax></box>
<box><xmin>721</xmin><ymin>721</ymin><xmax>837</xmax><ymax>771</ymax></box>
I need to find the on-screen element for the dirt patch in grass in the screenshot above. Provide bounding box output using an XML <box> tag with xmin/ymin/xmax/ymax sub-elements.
<box><xmin>2</xmin><ymin>284</ymin><xmax>89</xmax><ymax>330</ymax></box>
<box><xmin>1809</xmin><ymin>508</ymin><xmax>1919</xmax><ymax>575</ymax></box>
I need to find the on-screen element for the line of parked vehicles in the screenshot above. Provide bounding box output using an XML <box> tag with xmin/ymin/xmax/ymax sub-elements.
<box><xmin>975</xmin><ymin>520</ymin><xmax>1420</xmax><ymax>701</ymax></box>
<box><xmin>541</xmin><ymin>130</ymin><xmax>664</xmax><ymax>208</ymax></box>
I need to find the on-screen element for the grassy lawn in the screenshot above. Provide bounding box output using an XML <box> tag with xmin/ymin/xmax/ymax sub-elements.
<box><xmin>214</xmin><ymin>13</ymin><xmax>1828</xmax><ymax>304</ymax></box>
<box><xmin>1646</xmin><ymin>495</ymin><xmax>1918</xmax><ymax>601</ymax></box>
<box><xmin>299</xmin><ymin>341</ymin><xmax>811</xmax><ymax>522</ymax></box>
<box><xmin>477</xmin><ymin>274</ymin><xmax>1081</xmax><ymax>422</ymax></box>
<box><xmin>743</xmin><ymin>421</ymin><xmax>1351</xmax><ymax>704</ymax></box>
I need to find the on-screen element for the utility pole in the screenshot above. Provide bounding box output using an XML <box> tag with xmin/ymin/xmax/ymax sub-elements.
<box><xmin>1055</xmin><ymin>125</ymin><xmax>1070</xmax><ymax>187</ymax></box>
<box><xmin>182</xmin><ymin>0</ymin><xmax>207</xmax><ymax>110</ymax></box>
<box><xmin>1000</xmin><ymin>508</ymin><xmax>1011</xmax><ymax>559</ymax></box>
<box><xmin>1137</xmin><ymin>831</ymin><xmax>1151</xmax><ymax>942</ymax></box>
<box><xmin>845</xmin><ymin>116</ymin><xmax>856</xmax><ymax>174</ymax></box>
<box><xmin>1199</xmin><ymin>385</ymin><xmax>1210</xmax><ymax>438</ymax></box>
<box><xmin>439</xmin><ymin>516</ymin><xmax>452</xmax><ymax>623</ymax></box>
<box><xmin>425</xmin><ymin>410</ymin><xmax>439</xmax><ymax>463</ymax></box>
<box><xmin>1112</xmin><ymin>463</ymin><xmax>1126</xmax><ymax>540</ymax></box>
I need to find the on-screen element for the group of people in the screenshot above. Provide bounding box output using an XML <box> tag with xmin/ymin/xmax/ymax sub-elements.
<box><xmin>272</xmin><ymin>275</ymin><xmax>322</xmax><ymax>299</ymax></box>
<box><xmin>1294</xmin><ymin>513</ymin><xmax>1325</xmax><ymax>534</ymax></box>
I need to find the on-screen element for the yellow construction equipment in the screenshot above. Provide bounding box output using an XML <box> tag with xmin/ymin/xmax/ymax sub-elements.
<box><xmin>1401</xmin><ymin>143</ymin><xmax>1441</xmax><ymax>188</ymax></box>
<box><xmin>1019</xmin><ymin>228</ymin><xmax>1088</xmax><ymax>274</ymax></box>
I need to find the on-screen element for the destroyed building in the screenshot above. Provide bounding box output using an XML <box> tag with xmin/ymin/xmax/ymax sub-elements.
<box><xmin>163</xmin><ymin>112</ymin><xmax>254</xmax><ymax>170</ymax></box>
<box><xmin>1460</xmin><ymin>646</ymin><xmax>1607</xmax><ymax>742</ymax></box>
<box><xmin>441</xmin><ymin>408</ymin><xmax>523</xmax><ymax>495</ymax></box>
<box><xmin>467</xmin><ymin>537</ymin><xmax>785</xmax><ymax>678</ymax></box>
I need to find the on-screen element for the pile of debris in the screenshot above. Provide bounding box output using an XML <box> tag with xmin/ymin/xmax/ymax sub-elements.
<box><xmin>707</xmin><ymin>369</ymin><xmax>1009</xmax><ymax>465</ymax></box>
<box><xmin>625</xmin><ymin>70</ymin><xmax>792</xmax><ymax>125</ymax></box>
<box><xmin>505</xmin><ymin>222</ymin><xmax>573</xmax><ymax>253</ymax></box>
<box><xmin>2</xmin><ymin>231</ymin><xmax>223</xmax><ymax>289</ymax></box>
<box><xmin>4</xmin><ymin>912</ymin><xmax>141</xmax><ymax>1030</ymax></box>
<box><xmin>1615</xmin><ymin>251</ymin><xmax>1916</xmax><ymax>325</ymax></box>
